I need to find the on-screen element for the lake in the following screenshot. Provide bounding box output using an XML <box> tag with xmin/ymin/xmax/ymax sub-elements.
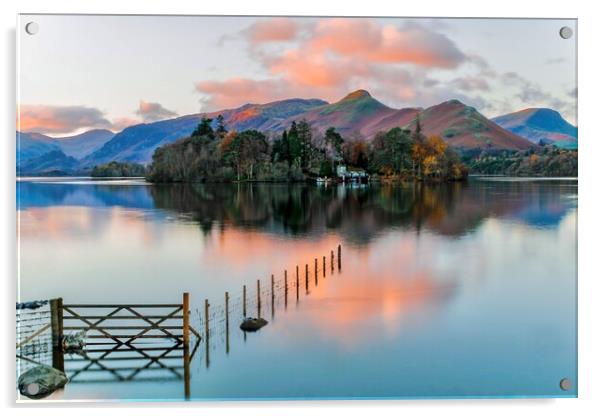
<box><xmin>16</xmin><ymin>177</ymin><xmax>577</xmax><ymax>400</ymax></box>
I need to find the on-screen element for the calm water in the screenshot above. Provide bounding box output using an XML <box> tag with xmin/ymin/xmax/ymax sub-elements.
<box><xmin>17</xmin><ymin>177</ymin><xmax>577</xmax><ymax>400</ymax></box>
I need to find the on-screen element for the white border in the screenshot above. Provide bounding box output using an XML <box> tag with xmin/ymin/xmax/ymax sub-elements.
<box><xmin>2</xmin><ymin>1</ymin><xmax>600</xmax><ymax>415</ymax></box>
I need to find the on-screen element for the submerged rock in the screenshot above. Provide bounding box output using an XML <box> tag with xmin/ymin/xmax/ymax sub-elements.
<box><xmin>18</xmin><ymin>365</ymin><xmax>68</xmax><ymax>400</ymax></box>
<box><xmin>239</xmin><ymin>317</ymin><xmax>268</xmax><ymax>332</ymax></box>
<box><xmin>62</xmin><ymin>330</ymin><xmax>87</xmax><ymax>354</ymax></box>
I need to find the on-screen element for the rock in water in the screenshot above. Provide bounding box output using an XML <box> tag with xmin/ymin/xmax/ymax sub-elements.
<box><xmin>62</xmin><ymin>330</ymin><xmax>87</xmax><ymax>354</ymax></box>
<box><xmin>239</xmin><ymin>317</ymin><xmax>268</xmax><ymax>332</ymax></box>
<box><xmin>18</xmin><ymin>365</ymin><xmax>68</xmax><ymax>399</ymax></box>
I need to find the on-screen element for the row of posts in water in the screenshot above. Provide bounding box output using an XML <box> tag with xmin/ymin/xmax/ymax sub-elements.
<box><xmin>199</xmin><ymin>244</ymin><xmax>342</xmax><ymax>363</ymax></box>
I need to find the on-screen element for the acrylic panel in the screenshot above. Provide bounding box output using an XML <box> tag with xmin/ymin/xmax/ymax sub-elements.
<box><xmin>16</xmin><ymin>15</ymin><xmax>577</xmax><ymax>401</ymax></box>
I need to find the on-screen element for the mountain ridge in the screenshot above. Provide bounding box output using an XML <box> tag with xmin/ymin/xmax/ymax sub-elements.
<box><xmin>492</xmin><ymin>108</ymin><xmax>577</xmax><ymax>149</ymax></box>
<box><xmin>19</xmin><ymin>90</ymin><xmax>576</xmax><ymax>174</ymax></box>
<box><xmin>407</xmin><ymin>100</ymin><xmax>535</xmax><ymax>152</ymax></box>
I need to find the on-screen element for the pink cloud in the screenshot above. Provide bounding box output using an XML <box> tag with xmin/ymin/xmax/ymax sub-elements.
<box><xmin>18</xmin><ymin>105</ymin><xmax>113</xmax><ymax>135</ymax></box>
<box><xmin>247</xmin><ymin>18</ymin><xmax>298</xmax><ymax>44</ymax></box>
<box><xmin>196</xmin><ymin>78</ymin><xmax>290</xmax><ymax>109</ymax></box>
<box><xmin>196</xmin><ymin>77</ymin><xmax>344</xmax><ymax>110</ymax></box>
<box><xmin>308</xmin><ymin>19</ymin><xmax>465</xmax><ymax>68</ymax></box>
<box><xmin>268</xmin><ymin>50</ymin><xmax>370</xmax><ymax>87</ymax></box>
<box><xmin>135</xmin><ymin>100</ymin><xmax>178</xmax><ymax>122</ymax></box>
<box><xmin>196</xmin><ymin>18</ymin><xmax>471</xmax><ymax>111</ymax></box>
<box><xmin>110</xmin><ymin>117</ymin><xmax>140</xmax><ymax>132</ymax></box>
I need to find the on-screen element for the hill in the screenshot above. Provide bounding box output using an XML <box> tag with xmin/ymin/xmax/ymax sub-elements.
<box><xmin>54</xmin><ymin>129</ymin><xmax>115</xmax><ymax>158</ymax></box>
<box><xmin>492</xmin><ymin>108</ymin><xmax>577</xmax><ymax>149</ymax></box>
<box><xmin>17</xmin><ymin>132</ymin><xmax>60</xmax><ymax>164</ymax></box>
<box><xmin>21</xmin><ymin>91</ymin><xmax>564</xmax><ymax>175</ymax></box>
<box><xmin>18</xmin><ymin>149</ymin><xmax>79</xmax><ymax>176</ymax></box>
<box><xmin>17</xmin><ymin>129</ymin><xmax>115</xmax><ymax>169</ymax></box>
<box><xmin>271</xmin><ymin>90</ymin><xmax>399</xmax><ymax>138</ymax></box>
<box><xmin>405</xmin><ymin>100</ymin><xmax>535</xmax><ymax>152</ymax></box>
<box><xmin>81</xmin><ymin>98</ymin><xmax>327</xmax><ymax>167</ymax></box>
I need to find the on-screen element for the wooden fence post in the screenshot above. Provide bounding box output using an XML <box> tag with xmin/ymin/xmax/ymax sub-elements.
<box><xmin>314</xmin><ymin>258</ymin><xmax>318</xmax><ymax>285</ymax></box>
<box><xmin>338</xmin><ymin>244</ymin><xmax>342</xmax><ymax>270</ymax></box>
<box><xmin>284</xmin><ymin>270</ymin><xmax>288</xmax><ymax>308</ymax></box>
<box><xmin>225</xmin><ymin>292</ymin><xmax>230</xmax><ymax>354</ymax></box>
<box><xmin>204</xmin><ymin>298</ymin><xmax>210</xmax><ymax>368</ymax></box>
<box><xmin>305</xmin><ymin>264</ymin><xmax>309</xmax><ymax>293</ymax></box>
<box><xmin>257</xmin><ymin>279</ymin><xmax>261</xmax><ymax>318</ymax></box>
<box><xmin>243</xmin><ymin>285</ymin><xmax>247</xmax><ymax>317</ymax></box>
<box><xmin>49</xmin><ymin>297</ymin><xmax>64</xmax><ymax>372</ymax></box>
<box><xmin>323</xmin><ymin>256</ymin><xmax>326</xmax><ymax>277</ymax></box>
<box><xmin>331</xmin><ymin>250</ymin><xmax>335</xmax><ymax>272</ymax></box>
<box><xmin>296</xmin><ymin>267</ymin><xmax>300</xmax><ymax>302</ymax></box>
<box><xmin>271</xmin><ymin>274</ymin><xmax>275</xmax><ymax>318</ymax></box>
<box><xmin>182</xmin><ymin>292</ymin><xmax>190</xmax><ymax>399</ymax></box>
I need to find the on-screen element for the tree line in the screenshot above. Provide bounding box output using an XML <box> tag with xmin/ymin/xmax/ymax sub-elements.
<box><xmin>91</xmin><ymin>161</ymin><xmax>147</xmax><ymax>177</ymax></box>
<box><xmin>468</xmin><ymin>146</ymin><xmax>578</xmax><ymax>177</ymax></box>
<box><xmin>146</xmin><ymin>115</ymin><xmax>468</xmax><ymax>183</ymax></box>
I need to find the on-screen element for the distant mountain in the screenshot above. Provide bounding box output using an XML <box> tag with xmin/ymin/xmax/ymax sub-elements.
<box><xmin>18</xmin><ymin>149</ymin><xmax>79</xmax><ymax>176</ymax></box>
<box><xmin>79</xmin><ymin>115</ymin><xmax>202</xmax><ymax>168</ymax></box>
<box><xmin>17</xmin><ymin>129</ymin><xmax>114</xmax><ymax>168</ymax></box>
<box><xmin>21</xmin><ymin>91</ymin><xmax>561</xmax><ymax>175</ymax></box>
<box><xmin>54</xmin><ymin>129</ymin><xmax>115</xmax><ymax>158</ymax></box>
<box><xmin>81</xmin><ymin>98</ymin><xmax>328</xmax><ymax>166</ymax></box>
<box><xmin>492</xmin><ymin>108</ymin><xmax>577</xmax><ymax>149</ymax></box>
<box><xmin>405</xmin><ymin>100</ymin><xmax>535</xmax><ymax>152</ymax></box>
<box><xmin>17</xmin><ymin>132</ymin><xmax>60</xmax><ymax>164</ymax></box>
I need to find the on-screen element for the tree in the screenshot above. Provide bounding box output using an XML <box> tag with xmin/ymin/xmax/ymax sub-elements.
<box><xmin>343</xmin><ymin>139</ymin><xmax>369</xmax><ymax>169</ymax></box>
<box><xmin>297</xmin><ymin>119</ymin><xmax>313</xmax><ymax>169</ymax></box>
<box><xmin>215</xmin><ymin>114</ymin><xmax>227</xmax><ymax>138</ymax></box>
<box><xmin>272</xmin><ymin>130</ymin><xmax>290</xmax><ymax>164</ymax></box>
<box><xmin>191</xmin><ymin>117</ymin><xmax>215</xmax><ymax>139</ymax></box>
<box><xmin>370</xmin><ymin>127</ymin><xmax>413</xmax><ymax>176</ymax></box>
<box><xmin>228</xmin><ymin>130</ymin><xmax>269</xmax><ymax>180</ymax></box>
<box><xmin>287</xmin><ymin>121</ymin><xmax>303</xmax><ymax>166</ymax></box>
<box><xmin>324</xmin><ymin>127</ymin><xmax>344</xmax><ymax>158</ymax></box>
<box><xmin>324</xmin><ymin>127</ymin><xmax>344</xmax><ymax>175</ymax></box>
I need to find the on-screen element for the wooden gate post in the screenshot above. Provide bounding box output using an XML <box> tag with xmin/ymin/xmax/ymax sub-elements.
<box><xmin>182</xmin><ymin>293</ymin><xmax>190</xmax><ymax>347</ymax></box>
<box><xmin>49</xmin><ymin>297</ymin><xmax>64</xmax><ymax>372</ymax></box>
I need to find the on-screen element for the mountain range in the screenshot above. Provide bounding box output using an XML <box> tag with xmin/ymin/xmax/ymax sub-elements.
<box><xmin>17</xmin><ymin>129</ymin><xmax>115</xmax><ymax>175</ymax></box>
<box><xmin>492</xmin><ymin>108</ymin><xmax>578</xmax><ymax>149</ymax></box>
<box><xmin>16</xmin><ymin>90</ymin><xmax>577</xmax><ymax>175</ymax></box>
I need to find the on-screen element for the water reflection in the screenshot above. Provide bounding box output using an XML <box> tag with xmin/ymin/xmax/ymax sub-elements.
<box><xmin>17</xmin><ymin>179</ymin><xmax>577</xmax><ymax>242</ymax></box>
<box><xmin>16</xmin><ymin>178</ymin><xmax>577</xmax><ymax>399</ymax></box>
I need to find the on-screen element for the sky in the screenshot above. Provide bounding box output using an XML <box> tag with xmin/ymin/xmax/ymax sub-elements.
<box><xmin>17</xmin><ymin>15</ymin><xmax>577</xmax><ymax>137</ymax></box>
